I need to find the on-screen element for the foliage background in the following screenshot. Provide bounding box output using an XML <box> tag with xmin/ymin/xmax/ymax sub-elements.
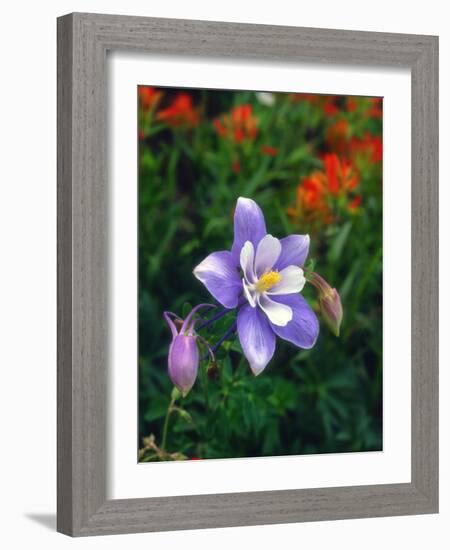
<box><xmin>138</xmin><ymin>87</ymin><xmax>383</xmax><ymax>461</ymax></box>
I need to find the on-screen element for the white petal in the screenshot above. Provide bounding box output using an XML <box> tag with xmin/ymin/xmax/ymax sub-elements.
<box><xmin>239</xmin><ymin>241</ymin><xmax>256</xmax><ymax>283</ymax></box>
<box><xmin>242</xmin><ymin>279</ymin><xmax>257</xmax><ymax>307</ymax></box>
<box><xmin>254</xmin><ymin>234</ymin><xmax>281</xmax><ymax>277</ymax></box>
<box><xmin>267</xmin><ymin>266</ymin><xmax>306</xmax><ymax>295</ymax></box>
<box><xmin>257</xmin><ymin>294</ymin><xmax>293</xmax><ymax>326</ymax></box>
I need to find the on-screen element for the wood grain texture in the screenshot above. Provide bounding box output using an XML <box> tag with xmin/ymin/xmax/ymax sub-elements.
<box><xmin>410</xmin><ymin>35</ymin><xmax>439</xmax><ymax>506</ymax></box>
<box><xmin>57</xmin><ymin>13</ymin><xmax>74</xmax><ymax>535</ymax></box>
<box><xmin>57</xmin><ymin>12</ymin><xmax>439</xmax><ymax>537</ymax></box>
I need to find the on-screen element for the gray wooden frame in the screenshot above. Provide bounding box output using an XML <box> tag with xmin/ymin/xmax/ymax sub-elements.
<box><xmin>57</xmin><ymin>12</ymin><xmax>438</xmax><ymax>537</ymax></box>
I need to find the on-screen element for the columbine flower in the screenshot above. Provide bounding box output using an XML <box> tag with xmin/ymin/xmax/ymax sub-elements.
<box><xmin>308</xmin><ymin>272</ymin><xmax>343</xmax><ymax>337</ymax></box>
<box><xmin>164</xmin><ymin>304</ymin><xmax>214</xmax><ymax>395</ymax></box>
<box><xmin>193</xmin><ymin>197</ymin><xmax>319</xmax><ymax>375</ymax></box>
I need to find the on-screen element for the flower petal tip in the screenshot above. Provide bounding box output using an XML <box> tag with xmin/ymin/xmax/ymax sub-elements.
<box><xmin>250</xmin><ymin>362</ymin><xmax>267</xmax><ymax>376</ymax></box>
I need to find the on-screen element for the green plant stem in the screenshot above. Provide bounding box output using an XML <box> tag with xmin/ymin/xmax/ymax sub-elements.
<box><xmin>161</xmin><ymin>395</ymin><xmax>176</xmax><ymax>453</ymax></box>
<box><xmin>196</xmin><ymin>307</ymin><xmax>231</xmax><ymax>331</ymax></box>
<box><xmin>202</xmin><ymin>370</ymin><xmax>210</xmax><ymax>412</ymax></box>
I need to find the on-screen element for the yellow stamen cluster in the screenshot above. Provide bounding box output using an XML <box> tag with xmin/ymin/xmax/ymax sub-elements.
<box><xmin>255</xmin><ymin>270</ymin><xmax>282</xmax><ymax>292</ymax></box>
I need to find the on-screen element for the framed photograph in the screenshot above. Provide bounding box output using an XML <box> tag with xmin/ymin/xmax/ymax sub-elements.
<box><xmin>57</xmin><ymin>13</ymin><xmax>438</xmax><ymax>536</ymax></box>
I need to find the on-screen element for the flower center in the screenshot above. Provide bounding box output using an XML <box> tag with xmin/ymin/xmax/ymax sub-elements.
<box><xmin>255</xmin><ymin>270</ymin><xmax>282</xmax><ymax>293</ymax></box>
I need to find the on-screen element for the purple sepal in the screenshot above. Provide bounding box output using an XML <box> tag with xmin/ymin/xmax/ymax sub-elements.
<box><xmin>168</xmin><ymin>334</ymin><xmax>199</xmax><ymax>396</ymax></box>
<box><xmin>231</xmin><ymin>197</ymin><xmax>267</xmax><ymax>265</ymax></box>
<box><xmin>193</xmin><ymin>251</ymin><xmax>242</xmax><ymax>308</ymax></box>
<box><xmin>270</xmin><ymin>293</ymin><xmax>319</xmax><ymax>349</ymax></box>
<box><xmin>237</xmin><ymin>304</ymin><xmax>276</xmax><ymax>375</ymax></box>
<box><xmin>275</xmin><ymin>234</ymin><xmax>310</xmax><ymax>271</ymax></box>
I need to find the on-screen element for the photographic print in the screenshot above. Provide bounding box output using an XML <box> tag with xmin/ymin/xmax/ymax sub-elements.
<box><xmin>138</xmin><ymin>86</ymin><xmax>383</xmax><ymax>462</ymax></box>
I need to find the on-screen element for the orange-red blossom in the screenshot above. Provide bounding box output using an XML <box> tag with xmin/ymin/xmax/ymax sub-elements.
<box><xmin>349</xmin><ymin>133</ymin><xmax>382</xmax><ymax>164</ymax></box>
<box><xmin>157</xmin><ymin>93</ymin><xmax>200</xmax><ymax>128</ymax></box>
<box><xmin>288</xmin><ymin>153</ymin><xmax>361</xmax><ymax>224</ymax></box>
<box><xmin>214</xmin><ymin>104</ymin><xmax>259</xmax><ymax>144</ymax></box>
<box><xmin>326</xmin><ymin>120</ymin><xmax>382</xmax><ymax>166</ymax></box>
<box><xmin>138</xmin><ymin>86</ymin><xmax>163</xmax><ymax>112</ymax></box>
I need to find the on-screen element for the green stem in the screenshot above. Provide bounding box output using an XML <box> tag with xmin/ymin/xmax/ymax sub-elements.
<box><xmin>200</xmin><ymin>358</ymin><xmax>210</xmax><ymax>412</ymax></box>
<box><xmin>161</xmin><ymin>395</ymin><xmax>176</xmax><ymax>453</ymax></box>
<box><xmin>196</xmin><ymin>307</ymin><xmax>233</xmax><ymax>331</ymax></box>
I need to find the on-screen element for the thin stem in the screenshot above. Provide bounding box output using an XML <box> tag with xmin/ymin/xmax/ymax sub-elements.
<box><xmin>201</xmin><ymin>361</ymin><xmax>210</xmax><ymax>412</ymax></box>
<box><xmin>204</xmin><ymin>321</ymin><xmax>237</xmax><ymax>359</ymax></box>
<box><xmin>161</xmin><ymin>394</ymin><xmax>176</xmax><ymax>453</ymax></box>
<box><xmin>197</xmin><ymin>334</ymin><xmax>215</xmax><ymax>363</ymax></box>
<box><xmin>181</xmin><ymin>303</ymin><xmax>216</xmax><ymax>334</ymax></box>
<box><xmin>196</xmin><ymin>297</ymin><xmax>246</xmax><ymax>332</ymax></box>
<box><xmin>196</xmin><ymin>307</ymin><xmax>231</xmax><ymax>331</ymax></box>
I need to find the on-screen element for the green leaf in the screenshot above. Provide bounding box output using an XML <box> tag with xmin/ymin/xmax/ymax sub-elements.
<box><xmin>328</xmin><ymin>221</ymin><xmax>353</xmax><ymax>263</ymax></box>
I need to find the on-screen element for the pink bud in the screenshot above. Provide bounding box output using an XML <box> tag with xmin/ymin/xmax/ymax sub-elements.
<box><xmin>168</xmin><ymin>334</ymin><xmax>199</xmax><ymax>396</ymax></box>
<box><xmin>163</xmin><ymin>304</ymin><xmax>215</xmax><ymax>396</ymax></box>
<box><xmin>309</xmin><ymin>272</ymin><xmax>343</xmax><ymax>337</ymax></box>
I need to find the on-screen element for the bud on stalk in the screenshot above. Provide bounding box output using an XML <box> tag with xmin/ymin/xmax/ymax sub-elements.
<box><xmin>308</xmin><ymin>272</ymin><xmax>343</xmax><ymax>337</ymax></box>
<box><xmin>163</xmin><ymin>304</ymin><xmax>215</xmax><ymax>396</ymax></box>
<box><xmin>168</xmin><ymin>335</ymin><xmax>199</xmax><ymax>397</ymax></box>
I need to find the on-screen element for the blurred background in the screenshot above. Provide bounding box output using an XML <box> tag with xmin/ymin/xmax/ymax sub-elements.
<box><xmin>138</xmin><ymin>86</ymin><xmax>382</xmax><ymax>461</ymax></box>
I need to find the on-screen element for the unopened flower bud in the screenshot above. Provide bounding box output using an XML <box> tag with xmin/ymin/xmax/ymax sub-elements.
<box><xmin>309</xmin><ymin>272</ymin><xmax>343</xmax><ymax>337</ymax></box>
<box><xmin>168</xmin><ymin>334</ymin><xmax>199</xmax><ymax>396</ymax></box>
<box><xmin>163</xmin><ymin>304</ymin><xmax>215</xmax><ymax>396</ymax></box>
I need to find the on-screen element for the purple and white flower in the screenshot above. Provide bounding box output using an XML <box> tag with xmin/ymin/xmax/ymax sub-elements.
<box><xmin>193</xmin><ymin>197</ymin><xmax>319</xmax><ymax>375</ymax></box>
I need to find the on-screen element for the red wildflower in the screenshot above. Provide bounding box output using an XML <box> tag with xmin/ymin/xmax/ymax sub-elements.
<box><xmin>138</xmin><ymin>129</ymin><xmax>145</xmax><ymax>140</ymax></box>
<box><xmin>138</xmin><ymin>86</ymin><xmax>163</xmax><ymax>112</ymax></box>
<box><xmin>214</xmin><ymin>104</ymin><xmax>259</xmax><ymax>144</ymax></box>
<box><xmin>157</xmin><ymin>94</ymin><xmax>200</xmax><ymax>128</ymax></box>
<box><xmin>323</xmin><ymin>153</ymin><xmax>360</xmax><ymax>195</ymax></box>
<box><xmin>326</xmin><ymin>118</ymin><xmax>350</xmax><ymax>154</ymax></box>
<box><xmin>300</xmin><ymin>176</ymin><xmax>328</xmax><ymax>209</ymax></box>
<box><xmin>346</xmin><ymin>97</ymin><xmax>358</xmax><ymax>112</ymax></box>
<box><xmin>232</xmin><ymin>160</ymin><xmax>241</xmax><ymax>173</ymax></box>
<box><xmin>349</xmin><ymin>195</ymin><xmax>362</xmax><ymax>210</ymax></box>
<box><xmin>261</xmin><ymin>145</ymin><xmax>278</xmax><ymax>156</ymax></box>
<box><xmin>366</xmin><ymin>98</ymin><xmax>383</xmax><ymax>119</ymax></box>
<box><xmin>288</xmin><ymin>154</ymin><xmax>360</xmax><ymax>225</ymax></box>
<box><xmin>213</xmin><ymin>119</ymin><xmax>227</xmax><ymax>138</ymax></box>
<box><xmin>322</xmin><ymin>96</ymin><xmax>339</xmax><ymax>116</ymax></box>
<box><xmin>234</xmin><ymin>127</ymin><xmax>245</xmax><ymax>143</ymax></box>
<box><xmin>349</xmin><ymin>132</ymin><xmax>382</xmax><ymax>164</ymax></box>
<box><xmin>287</xmin><ymin>172</ymin><xmax>332</xmax><ymax>225</ymax></box>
